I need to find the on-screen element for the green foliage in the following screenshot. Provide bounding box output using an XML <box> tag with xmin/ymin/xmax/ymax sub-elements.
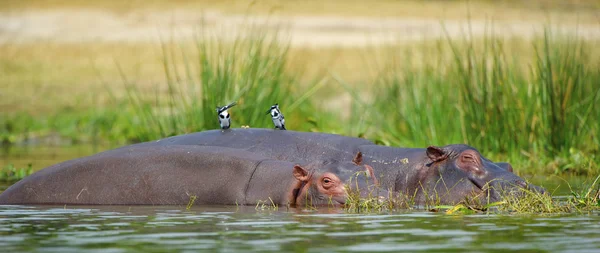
<box><xmin>255</xmin><ymin>197</ymin><xmax>279</xmax><ymax>211</ymax></box>
<box><xmin>348</xmin><ymin>28</ymin><xmax>599</xmax><ymax>175</ymax></box>
<box><xmin>118</xmin><ymin>27</ymin><xmax>323</xmax><ymax>141</ymax></box>
<box><xmin>0</xmin><ymin>164</ymin><xmax>34</xmax><ymax>182</ymax></box>
<box><xmin>1</xmin><ymin>27</ymin><xmax>326</xmax><ymax>145</ymax></box>
<box><xmin>344</xmin><ymin>174</ymin><xmax>600</xmax><ymax>214</ymax></box>
<box><xmin>433</xmin><ymin>176</ymin><xmax>600</xmax><ymax>215</ymax></box>
<box><xmin>0</xmin><ymin>104</ymin><xmax>138</xmax><ymax>145</ymax></box>
<box><xmin>568</xmin><ymin>174</ymin><xmax>600</xmax><ymax>209</ymax></box>
<box><xmin>548</xmin><ymin>148</ymin><xmax>598</xmax><ymax>175</ymax></box>
<box><xmin>344</xmin><ymin>172</ymin><xmax>399</xmax><ymax>213</ymax></box>
<box><xmin>434</xmin><ymin>202</ymin><xmax>502</xmax><ymax>215</ymax></box>
<box><xmin>1</xmin><ymin>26</ymin><xmax>598</xmax><ymax>176</ymax></box>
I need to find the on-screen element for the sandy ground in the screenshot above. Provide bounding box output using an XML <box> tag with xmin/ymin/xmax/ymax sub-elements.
<box><xmin>0</xmin><ymin>9</ymin><xmax>599</xmax><ymax>47</ymax></box>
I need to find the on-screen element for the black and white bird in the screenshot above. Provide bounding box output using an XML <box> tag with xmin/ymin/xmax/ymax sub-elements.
<box><xmin>216</xmin><ymin>102</ymin><xmax>237</xmax><ymax>130</ymax></box>
<box><xmin>267</xmin><ymin>103</ymin><xmax>286</xmax><ymax>130</ymax></box>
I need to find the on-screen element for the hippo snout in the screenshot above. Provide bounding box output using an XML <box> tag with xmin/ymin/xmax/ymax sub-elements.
<box><xmin>330</xmin><ymin>194</ymin><xmax>348</xmax><ymax>205</ymax></box>
<box><xmin>487</xmin><ymin>179</ymin><xmax>547</xmax><ymax>202</ymax></box>
<box><xmin>510</xmin><ymin>180</ymin><xmax>546</xmax><ymax>195</ymax></box>
<box><xmin>522</xmin><ymin>181</ymin><xmax>546</xmax><ymax>195</ymax></box>
<box><xmin>343</xmin><ymin>182</ymin><xmax>391</xmax><ymax>206</ymax></box>
<box><xmin>358</xmin><ymin>187</ymin><xmax>390</xmax><ymax>201</ymax></box>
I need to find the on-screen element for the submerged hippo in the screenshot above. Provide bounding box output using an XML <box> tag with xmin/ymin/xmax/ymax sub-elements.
<box><xmin>129</xmin><ymin>129</ymin><xmax>544</xmax><ymax>205</ymax></box>
<box><xmin>0</xmin><ymin>145</ymin><xmax>384</xmax><ymax>206</ymax></box>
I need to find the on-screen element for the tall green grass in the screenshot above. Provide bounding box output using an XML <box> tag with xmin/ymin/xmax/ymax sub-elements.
<box><xmin>352</xmin><ymin>28</ymin><xmax>599</xmax><ymax>175</ymax></box>
<box><xmin>1</xmin><ymin>25</ymin><xmax>598</xmax><ymax>176</ymax></box>
<box><xmin>116</xmin><ymin>27</ymin><xmax>325</xmax><ymax>141</ymax></box>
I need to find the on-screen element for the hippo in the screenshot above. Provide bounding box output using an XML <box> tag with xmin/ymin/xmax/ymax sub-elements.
<box><xmin>126</xmin><ymin>129</ymin><xmax>545</xmax><ymax>205</ymax></box>
<box><xmin>0</xmin><ymin>145</ymin><xmax>384</xmax><ymax>207</ymax></box>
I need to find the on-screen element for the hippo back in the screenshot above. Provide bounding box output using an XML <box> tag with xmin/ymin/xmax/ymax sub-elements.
<box><xmin>132</xmin><ymin>129</ymin><xmax>375</xmax><ymax>163</ymax></box>
<box><xmin>0</xmin><ymin>145</ymin><xmax>283</xmax><ymax>205</ymax></box>
<box><xmin>131</xmin><ymin>129</ymin><xmax>430</xmax><ymax>192</ymax></box>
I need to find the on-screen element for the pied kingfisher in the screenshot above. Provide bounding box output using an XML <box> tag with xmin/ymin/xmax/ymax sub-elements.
<box><xmin>267</xmin><ymin>104</ymin><xmax>286</xmax><ymax>130</ymax></box>
<box><xmin>216</xmin><ymin>102</ymin><xmax>237</xmax><ymax>130</ymax></box>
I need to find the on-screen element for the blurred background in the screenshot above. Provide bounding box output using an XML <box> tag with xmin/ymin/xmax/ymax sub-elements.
<box><xmin>1</xmin><ymin>0</ymin><xmax>599</xmax><ymax>186</ymax></box>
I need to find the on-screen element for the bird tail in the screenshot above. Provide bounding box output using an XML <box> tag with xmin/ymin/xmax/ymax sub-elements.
<box><xmin>226</xmin><ymin>101</ymin><xmax>237</xmax><ymax>109</ymax></box>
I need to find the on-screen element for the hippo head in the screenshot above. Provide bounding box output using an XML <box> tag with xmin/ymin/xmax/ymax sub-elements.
<box><xmin>290</xmin><ymin>152</ymin><xmax>386</xmax><ymax>207</ymax></box>
<box><xmin>422</xmin><ymin>144</ymin><xmax>545</xmax><ymax>204</ymax></box>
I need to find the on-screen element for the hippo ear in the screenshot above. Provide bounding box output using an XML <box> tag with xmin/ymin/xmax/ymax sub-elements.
<box><xmin>426</xmin><ymin>146</ymin><xmax>448</xmax><ymax>162</ymax></box>
<box><xmin>293</xmin><ymin>165</ymin><xmax>310</xmax><ymax>182</ymax></box>
<box><xmin>495</xmin><ymin>162</ymin><xmax>514</xmax><ymax>173</ymax></box>
<box><xmin>352</xmin><ymin>152</ymin><xmax>363</xmax><ymax>165</ymax></box>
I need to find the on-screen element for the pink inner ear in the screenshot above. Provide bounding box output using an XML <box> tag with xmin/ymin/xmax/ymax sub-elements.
<box><xmin>426</xmin><ymin>146</ymin><xmax>447</xmax><ymax>162</ymax></box>
<box><xmin>293</xmin><ymin>165</ymin><xmax>309</xmax><ymax>182</ymax></box>
<box><xmin>352</xmin><ymin>152</ymin><xmax>363</xmax><ymax>165</ymax></box>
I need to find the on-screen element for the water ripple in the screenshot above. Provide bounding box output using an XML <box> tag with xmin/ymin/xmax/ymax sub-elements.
<box><xmin>0</xmin><ymin>206</ymin><xmax>598</xmax><ymax>252</ymax></box>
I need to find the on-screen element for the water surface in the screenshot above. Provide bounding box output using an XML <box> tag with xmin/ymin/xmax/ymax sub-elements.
<box><xmin>1</xmin><ymin>205</ymin><xmax>599</xmax><ymax>252</ymax></box>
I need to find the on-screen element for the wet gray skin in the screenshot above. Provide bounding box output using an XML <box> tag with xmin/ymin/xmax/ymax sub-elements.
<box><xmin>295</xmin><ymin>153</ymin><xmax>384</xmax><ymax>207</ymax></box>
<box><xmin>414</xmin><ymin>144</ymin><xmax>546</xmax><ymax>204</ymax></box>
<box><xmin>0</xmin><ymin>145</ymin><xmax>386</xmax><ymax>207</ymax></box>
<box><xmin>126</xmin><ymin>129</ymin><xmax>546</xmax><ymax>205</ymax></box>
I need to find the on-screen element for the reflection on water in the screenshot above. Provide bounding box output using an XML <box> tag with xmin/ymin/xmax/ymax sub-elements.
<box><xmin>1</xmin><ymin>205</ymin><xmax>599</xmax><ymax>252</ymax></box>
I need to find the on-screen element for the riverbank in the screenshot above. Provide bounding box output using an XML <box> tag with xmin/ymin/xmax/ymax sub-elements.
<box><xmin>1</xmin><ymin>0</ymin><xmax>599</xmax><ymax>178</ymax></box>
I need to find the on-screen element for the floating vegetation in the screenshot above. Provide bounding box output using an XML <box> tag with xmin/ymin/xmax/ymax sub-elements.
<box><xmin>255</xmin><ymin>197</ymin><xmax>278</xmax><ymax>211</ymax></box>
<box><xmin>434</xmin><ymin>202</ymin><xmax>502</xmax><ymax>215</ymax></box>
<box><xmin>343</xmin><ymin>177</ymin><xmax>600</xmax><ymax>215</ymax></box>
<box><xmin>343</xmin><ymin>170</ymin><xmax>397</xmax><ymax>213</ymax></box>
<box><xmin>186</xmin><ymin>195</ymin><xmax>197</xmax><ymax>210</ymax></box>
<box><xmin>493</xmin><ymin>187</ymin><xmax>570</xmax><ymax>214</ymax></box>
<box><xmin>344</xmin><ymin>188</ymin><xmax>396</xmax><ymax>213</ymax></box>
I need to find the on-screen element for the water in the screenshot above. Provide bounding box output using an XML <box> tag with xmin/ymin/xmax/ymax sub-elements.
<box><xmin>2</xmin><ymin>145</ymin><xmax>599</xmax><ymax>252</ymax></box>
<box><xmin>1</xmin><ymin>205</ymin><xmax>599</xmax><ymax>252</ymax></box>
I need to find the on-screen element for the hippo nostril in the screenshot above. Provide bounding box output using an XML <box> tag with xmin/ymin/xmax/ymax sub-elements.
<box><xmin>516</xmin><ymin>181</ymin><xmax>527</xmax><ymax>189</ymax></box>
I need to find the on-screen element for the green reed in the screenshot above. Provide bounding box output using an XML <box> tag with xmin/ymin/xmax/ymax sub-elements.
<box><xmin>119</xmin><ymin>26</ymin><xmax>323</xmax><ymax>141</ymax></box>
<box><xmin>1</xmin><ymin>25</ymin><xmax>597</xmax><ymax>176</ymax></box>
<box><xmin>350</xmin><ymin>28</ymin><xmax>599</xmax><ymax>175</ymax></box>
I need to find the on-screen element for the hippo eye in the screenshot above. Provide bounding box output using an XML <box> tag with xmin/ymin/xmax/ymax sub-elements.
<box><xmin>462</xmin><ymin>154</ymin><xmax>476</xmax><ymax>162</ymax></box>
<box><xmin>322</xmin><ymin>177</ymin><xmax>333</xmax><ymax>189</ymax></box>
